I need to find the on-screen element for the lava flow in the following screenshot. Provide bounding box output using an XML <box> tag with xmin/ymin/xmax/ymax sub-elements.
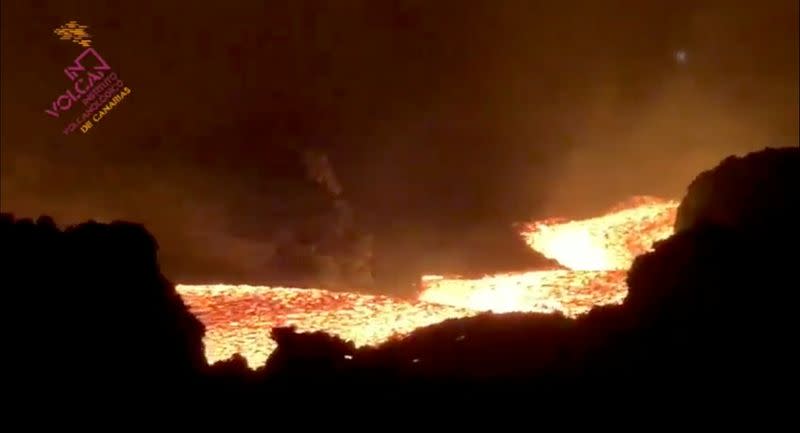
<box><xmin>418</xmin><ymin>196</ymin><xmax>678</xmax><ymax>313</ymax></box>
<box><xmin>177</xmin><ymin>196</ymin><xmax>679</xmax><ymax>367</ymax></box>
<box><xmin>520</xmin><ymin>196</ymin><xmax>679</xmax><ymax>271</ymax></box>
<box><xmin>177</xmin><ymin>284</ymin><xmax>475</xmax><ymax>366</ymax></box>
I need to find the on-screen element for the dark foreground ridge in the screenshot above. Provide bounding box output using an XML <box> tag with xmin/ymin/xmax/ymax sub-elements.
<box><xmin>1</xmin><ymin>147</ymin><xmax>797</xmax><ymax>407</ymax></box>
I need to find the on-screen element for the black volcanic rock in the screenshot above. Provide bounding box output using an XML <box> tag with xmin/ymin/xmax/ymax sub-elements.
<box><xmin>263</xmin><ymin>326</ymin><xmax>356</xmax><ymax>378</ymax></box>
<box><xmin>352</xmin><ymin>312</ymin><xmax>577</xmax><ymax>385</ymax></box>
<box><xmin>675</xmin><ymin>147</ymin><xmax>799</xmax><ymax>238</ymax></box>
<box><xmin>621</xmin><ymin>146</ymin><xmax>799</xmax><ymax>392</ymax></box>
<box><xmin>1</xmin><ymin>215</ymin><xmax>207</xmax><ymax>403</ymax></box>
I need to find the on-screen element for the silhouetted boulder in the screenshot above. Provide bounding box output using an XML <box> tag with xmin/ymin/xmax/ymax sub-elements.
<box><xmin>264</xmin><ymin>326</ymin><xmax>356</xmax><ymax>380</ymax></box>
<box><xmin>350</xmin><ymin>312</ymin><xmax>575</xmax><ymax>384</ymax></box>
<box><xmin>205</xmin><ymin>353</ymin><xmax>254</xmax><ymax>394</ymax></box>
<box><xmin>621</xmin><ymin>146</ymin><xmax>799</xmax><ymax>394</ymax></box>
<box><xmin>1</xmin><ymin>215</ymin><xmax>207</xmax><ymax>404</ymax></box>
<box><xmin>675</xmin><ymin>147</ymin><xmax>799</xmax><ymax>238</ymax></box>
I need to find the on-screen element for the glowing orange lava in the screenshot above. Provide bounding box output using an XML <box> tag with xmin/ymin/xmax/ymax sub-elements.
<box><xmin>419</xmin><ymin>196</ymin><xmax>678</xmax><ymax>313</ymax></box>
<box><xmin>177</xmin><ymin>284</ymin><xmax>475</xmax><ymax>366</ymax></box>
<box><xmin>520</xmin><ymin>196</ymin><xmax>679</xmax><ymax>271</ymax></box>
<box><xmin>417</xmin><ymin>270</ymin><xmax>628</xmax><ymax>316</ymax></box>
<box><xmin>177</xmin><ymin>196</ymin><xmax>678</xmax><ymax>367</ymax></box>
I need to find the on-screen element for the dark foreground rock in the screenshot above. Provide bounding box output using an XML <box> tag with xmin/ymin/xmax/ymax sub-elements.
<box><xmin>0</xmin><ymin>147</ymin><xmax>797</xmax><ymax>409</ymax></box>
<box><xmin>675</xmin><ymin>146</ymin><xmax>799</xmax><ymax>238</ymax></box>
<box><xmin>0</xmin><ymin>215</ymin><xmax>207</xmax><ymax>406</ymax></box>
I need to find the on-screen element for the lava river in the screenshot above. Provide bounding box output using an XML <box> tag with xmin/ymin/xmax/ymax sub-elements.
<box><xmin>177</xmin><ymin>196</ymin><xmax>678</xmax><ymax>367</ymax></box>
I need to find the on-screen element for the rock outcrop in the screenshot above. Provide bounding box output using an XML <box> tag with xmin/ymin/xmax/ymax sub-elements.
<box><xmin>1</xmin><ymin>214</ymin><xmax>207</xmax><ymax>403</ymax></box>
<box><xmin>674</xmin><ymin>146</ymin><xmax>799</xmax><ymax>238</ymax></box>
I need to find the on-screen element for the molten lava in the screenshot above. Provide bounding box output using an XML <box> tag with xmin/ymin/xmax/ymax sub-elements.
<box><xmin>418</xmin><ymin>196</ymin><xmax>678</xmax><ymax>313</ymax></box>
<box><xmin>177</xmin><ymin>196</ymin><xmax>678</xmax><ymax>367</ymax></box>
<box><xmin>177</xmin><ymin>284</ymin><xmax>475</xmax><ymax>366</ymax></box>
<box><xmin>417</xmin><ymin>270</ymin><xmax>628</xmax><ymax>316</ymax></box>
<box><xmin>520</xmin><ymin>196</ymin><xmax>679</xmax><ymax>270</ymax></box>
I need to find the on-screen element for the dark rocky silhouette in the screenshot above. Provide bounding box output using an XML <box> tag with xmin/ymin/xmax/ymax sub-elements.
<box><xmin>675</xmin><ymin>146</ymin><xmax>799</xmax><ymax>238</ymax></box>
<box><xmin>1</xmin><ymin>147</ymin><xmax>796</xmax><ymax>406</ymax></box>
<box><xmin>1</xmin><ymin>215</ymin><xmax>207</xmax><ymax>406</ymax></box>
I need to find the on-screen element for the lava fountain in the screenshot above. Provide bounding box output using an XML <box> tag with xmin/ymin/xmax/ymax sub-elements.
<box><xmin>177</xmin><ymin>196</ymin><xmax>678</xmax><ymax>367</ymax></box>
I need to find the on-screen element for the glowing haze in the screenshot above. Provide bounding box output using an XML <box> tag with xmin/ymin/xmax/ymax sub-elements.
<box><xmin>177</xmin><ymin>196</ymin><xmax>678</xmax><ymax>366</ymax></box>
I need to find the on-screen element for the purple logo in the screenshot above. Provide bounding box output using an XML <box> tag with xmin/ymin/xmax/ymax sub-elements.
<box><xmin>45</xmin><ymin>48</ymin><xmax>111</xmax><ymax>118</ymax></box>
<box><xmin>63</xmin><ymin>47</ymin><xmax>110</xmax><ymax>81</ymax></box>
<box><xmin>45</xmin><ymin>45</ymin><xmax>132</xmax><ymax>134</ymax></box>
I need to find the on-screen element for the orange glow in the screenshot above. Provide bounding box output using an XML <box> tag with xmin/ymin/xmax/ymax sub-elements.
<box><xmin>519</xmin><ymin>196</ymin><xmax>678</xmax><ymax>270</ymax></box>
<box><xmin>176</xmin><ymin>284</ymin><xmax>475</xmax><ymax>367</ymax></box>
<box><xmin>418</xmin><ymin>270</ymin><xmax>628</xmax><ymax>316</ymax></box>
<box><xmin>177</xmin><ymin>196</ymin><xmax>678</xmax><ymax>367</ymax></box>
<box><xmin>419</xmin><ymin>196</ymin><xmax>677</xmax><ymax>314</ymax></box>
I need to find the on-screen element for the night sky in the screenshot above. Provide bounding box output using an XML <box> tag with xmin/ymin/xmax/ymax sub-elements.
<box><xmin>1</xmin><ymin>1</ymin><xmax>798</xmax><ymax>293</ymax></box>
